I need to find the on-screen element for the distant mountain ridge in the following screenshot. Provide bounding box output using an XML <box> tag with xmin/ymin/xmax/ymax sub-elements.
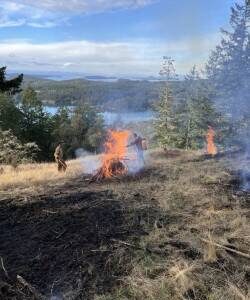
<box><xmin>8</xmin><ymin>71</ymin><xmax>170</xmax><ymax>82</ymax></box>
<box><xmin>16</xmin><ymin>73</ymin><xmax>184</xmax><ymax>112</ymax></box>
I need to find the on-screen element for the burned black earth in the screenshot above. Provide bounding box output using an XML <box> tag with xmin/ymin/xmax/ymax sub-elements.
<box><xmin>0</xmin><ymin>183</ymin><xmax>163</xmax><ymax>300</ymax></box>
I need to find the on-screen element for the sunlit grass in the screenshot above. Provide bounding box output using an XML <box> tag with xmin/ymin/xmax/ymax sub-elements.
<box><xmin>0</xmin><ymin>159</ymin><xmax>83</xmax><ymax>191</ymax></box>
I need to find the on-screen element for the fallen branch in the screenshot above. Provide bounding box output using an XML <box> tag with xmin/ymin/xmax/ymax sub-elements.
<box><xmin>0</xmin><ymin>256</ymin><xmax>9</xmax><ymax>279</ymax></box>
<box><xmin>200</xmin><ymin>238</ymin><xmax>250</xmax><ymax>259</ymax></box>
<box><xmin>111</xmin><ymin>238</ymin><xmax>142</xmax><ymax>250</ymax></box>
<box><xmin>56</xmin><ymin>229</ymin><xmax>67</xmax><ymax>239</ymax></box>
<box><xmin>91</xmin><ymin>249</ymin><xmax>111</xmax><ymax>252</ymax></box>
<box><xmin>43</xmin><ymin>210</ymin><xmax>57</xmax><ymax>214</ymax></box>
<box><xmin>110</xmin><ymin>239</ymin><xmax>158</xmax><ymax>254</ymax></box>
<box><xmin>17</xmin><ymin>275</ymin><xmax>45</xmax><ymax>300</ymax></box>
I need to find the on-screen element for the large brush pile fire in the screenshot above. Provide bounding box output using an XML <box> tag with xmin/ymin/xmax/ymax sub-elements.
<box><xmin>90</xmin><ymin>130</ymin><xmax>131</xmax><ymax>182</ymax></box>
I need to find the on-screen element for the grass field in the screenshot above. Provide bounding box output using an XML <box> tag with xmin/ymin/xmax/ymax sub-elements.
<box><xmin>0</xmin><ymin>158</ymin><xmax>88</xmax><ymax>195</ymax></box>
<box><xmin>0</xmin><ymin>149</ymin><xmax>249</xmax><ymax>300</ymax></box>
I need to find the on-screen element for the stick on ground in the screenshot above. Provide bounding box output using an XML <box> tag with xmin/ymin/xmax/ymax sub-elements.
<box><xmin>200</xmin><ymin>238</ymin><xmax>250</xmax><ymax>259</ymax></box>
<box><xmin>0</xmin><ymin>256</ymin><xmax>9</xmax><ymax>279</ymax></box>
<box><xmin>17</xmin><ymin>275</ymin><xmax>46</xmax><ymax>300</ymax></box>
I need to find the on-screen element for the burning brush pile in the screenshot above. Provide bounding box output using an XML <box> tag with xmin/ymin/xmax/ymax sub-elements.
<box><xmin>90</xmin><ymin>130</ymin><xmax>131</xmax><ymax>182</ymax></box>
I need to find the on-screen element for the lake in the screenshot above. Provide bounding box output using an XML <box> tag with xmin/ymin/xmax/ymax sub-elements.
<box><xmin>45</xmin><ymin>106</ymin><xmax>155</xmax><ymax>125</ymax></box>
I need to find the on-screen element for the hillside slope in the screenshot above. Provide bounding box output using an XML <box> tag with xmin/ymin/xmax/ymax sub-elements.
<box><xmin>0</xmin><ymin>150</ymin><xmax>249</xmax><ymax>300</ymax></box>
<box><xmin>21</xmin><ymin>76</ymin><xmax>183</xmax><ymax>112</ymax></box>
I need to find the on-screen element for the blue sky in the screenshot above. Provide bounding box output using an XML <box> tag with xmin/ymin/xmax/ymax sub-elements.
<box><xmin>0</xmin><ymin>0</ymin><xmax>244</xmax><ymax>77</ymax></box>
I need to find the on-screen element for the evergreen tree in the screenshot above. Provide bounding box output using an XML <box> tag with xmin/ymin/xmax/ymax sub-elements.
<box><xmin>156</xmin><ymin>65</ymin><xmax>229</xmax><ymax>150</ymax></box>
<box><xmin>206</xmin><ymin>1</ymin><xmax>250</xmax><ymax>118</ymax></box>
<box><xmin>180</xmin><ymin>67</ymin><xmax>223</xmax><ymax>149</ymax></box>
<box><xmin>154</xmin><ymin>57</ymin><xmax>179</xmax><ymax>149</ymax></box>
<box><xmin>0</xmin><ymin>67</ymin><xmax>23</xmax><ymax>95</ymax></box>
<box><xmin>0</xmin><ymin>129</ymin><xmax>39</xmax><ymax>166</ymax></box>
<box><xmin>184</xmin><ymin>95</ymin><xmax>223</xmax><ymax>150</ymax></box>
<box><xmin>0</xmin><ymin>67</ymin><xmax>24</xmax><ymax>136</ymax></box>
<box><xmin>70</xmin><ymin>103</ymin><xmax>105</xmax><ymax>153</ymax></box>
<box><xmin>51</xmin><ymin>107</ymin><xmax>73</xmax><ymax>157</ymax></box>
<box><xmin>0</xmin><ymin>93</ymin><xmax>23</xmax><ymax>136</ymax></box>
<box><xmin>51</xmin><ymin>104</ymin><xmax>105</xmax><ymax>158</ymax></box>
<box><xmin>174</xmin><ymin>66</ymin><xmax>202</xmax><ymax>149</ymax></box>
<box><xmin>0</xmin><ymin>67</ymin><xmax>106</xmax><ymax>162</ymax></box>
<box><xmin>20</xmin><ymin>87</ymin><xmax>53</xmax><ymax>160</ymax></box>
<box><xmin>178</xmin><ymin>66</ymin><xmax>232</xmax><ymax>150</ymax></box>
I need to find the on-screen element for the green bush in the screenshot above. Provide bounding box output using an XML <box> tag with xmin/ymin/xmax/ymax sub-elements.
<box><xmin>0</xmin><ymin>129</ymin><xmax>40</xmax><ymax>165</ymax></box>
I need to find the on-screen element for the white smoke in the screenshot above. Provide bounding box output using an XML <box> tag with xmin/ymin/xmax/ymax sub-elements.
<box><xmin>75</xmin><ymin>148</ymin><xmax>102</xmax><ymax>174</ymax></box>
<box><xmin>50</xmin><ymin>296</ymin><xmax>62</xmax><ymax>300</ymax></box>
<box><xmin>125</xmin><ymin>147</ymin><xmax>148</xmax><ymax>174</ymax></box>
<box><xmin>233</xmin><ymin>145</ymin><xmax>250</xmax><ymax>191</ymax></box>
<box><xmin>125</xmin><ymin>133</ymin><xmax>149</xmax><ymax>174</ymax></box>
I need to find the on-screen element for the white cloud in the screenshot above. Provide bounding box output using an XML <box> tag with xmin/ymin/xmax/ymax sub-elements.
<box><xmin>0</xmin><ymin>0</ymin><xmax>157</xmax><ymax>28</ymax></box>
<box><xmin>0</xmin><ymin>2</ymin><xmax>25</xmax><ymax>12</ymax></box>
<box><xmin>0</xmin><ymin>16</ymin><xmax>25</xmax><ymax>27</ymax></box>
<box><xmin>63</xmin><ymin>62</ymin><xmax>76</xmax><ymax>67</ymax></box>
<box><xmin>27</xmin><ymin>21</ymin><xmax>60</xmax><ymax>28</ymax></box>
<box><xmin>17</xmin><ymin>0</ymin><xmax>157</xmax><ymax>13</ymax></box>
<box><xmin>0</xmin><ymin>35</ymin><xmax>219</xmax><ymax>76</ymax></box>
<box><xmin>0</xmin><ymin>1</ymin><xmax>64</xmax><ymax>28</ymax></box>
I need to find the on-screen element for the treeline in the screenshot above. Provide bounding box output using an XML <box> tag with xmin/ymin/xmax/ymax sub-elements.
<box><xmin>155</xmin><ymin>64</ymin><xmax>231</xmax><ymax>150</ymax></box>
<box><xmin>0</xmin><ymin>67</ymin><xmax>105</xmax><ymax>164</ymax></box>
<box><xmin>22</xmin><ymin>76</ymin><xmax>182</xmax><ymax>112</ymax></box>
<box><xmin>155</xmin><ymin>2</ymin><xmax>249</xmax><ymax>150</ymax></box>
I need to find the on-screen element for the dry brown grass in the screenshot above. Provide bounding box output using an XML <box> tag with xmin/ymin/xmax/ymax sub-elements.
<box><xmin>108</xmin><ymin>149</ymin><xmax>250</xmax><ymax>300</ymax></box>
<box><xmin>169</xmin><ymin>260</ymin><xmax>196</xmax><ymax>295</ymax></box>
<box><xmin>0</xmin><ymin>159</ymin><xmax>83</xmax><ymax>193</ymax></box>
<box><xmin>203</xmin><ymin>233</ymin><xmax>218</xmax><ymax>263</ymax></box>
<box><xmin>228</xmin><ymin>283</ymin><xmax>250</xmax><ymax>300</ymax></box>
<box><xmin>1</xmin><ymin>148</ymin><xmax>249</xmax><ymax>299</ymax></box>
<box><xmin>104</xmin><ymin>149</ymin><xmax>249</xmax><ymax>298</ymax></box>
<box><xmin>115</xmin><ymin>260</ymin><xmax>177</xmax><ymax>300</ymax></box>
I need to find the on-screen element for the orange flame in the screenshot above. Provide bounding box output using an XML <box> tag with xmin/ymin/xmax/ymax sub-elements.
<box><xmin>206</xmin><ymin>127</ymin><xmax>217</xmax><ymax>156</ymax></box>
<box><xmin>101</xmin><ymin>130</ymin><xmax>130</xmax><ymax>178</ymax></box>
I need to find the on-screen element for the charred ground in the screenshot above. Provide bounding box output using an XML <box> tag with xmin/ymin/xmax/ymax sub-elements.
<box><xmin>0</xmin><ymin>150</ymin><xmax>249</xmax><ymax>300</ymax></box>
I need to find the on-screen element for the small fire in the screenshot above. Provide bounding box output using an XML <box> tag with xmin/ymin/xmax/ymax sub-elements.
<box><xmin>100</xmin><ymin>130</ymin><xmax>130</xmax><ymax>178</ymax></box>
<box><xmin>206</xmin><ymin>126</ymin><xmax>217</xmax><ymax>156</ymax></box>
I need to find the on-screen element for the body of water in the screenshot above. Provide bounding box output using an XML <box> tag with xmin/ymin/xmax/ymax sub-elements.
<box><xmin>45</xmin><ymin>106</ymin><xmax>154</xmax><ymax>125</ymax></box>
<box><xmin>102</xmin><ymin>111</ymin><xmax>154</xmax><ymax>125</ymax></box>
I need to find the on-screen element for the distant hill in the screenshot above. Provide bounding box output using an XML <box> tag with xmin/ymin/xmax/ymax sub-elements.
<box><xmin>21</xmin><ymin>75</ymin><xmax>183</xmax><ymax>112</ymax></box>
<box><xmin>85</xmin><ymin>75</ymin><xmax>117</xmax><ymax>81</ymax></box>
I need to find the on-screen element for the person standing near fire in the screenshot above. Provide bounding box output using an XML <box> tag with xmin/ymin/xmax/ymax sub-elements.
<box><xmin>127</xmin><ymin>133</ymin><xmax>147</xmax><ymax>165</ymax></box>
<box><xmin>54</xmin><ymin>143</ymin><xmax>67</xmax><ymax>172</ymax></box>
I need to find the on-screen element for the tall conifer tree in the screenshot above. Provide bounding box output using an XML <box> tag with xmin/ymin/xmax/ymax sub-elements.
<box><xmin>206</xmin><ymin>1</ymin><xmax>250</xmax><ymax>118</ymax></box>
<box><xmin>154</xmin><ymin>57</ymin><xmax>178</xmax><ymax>148</ymax></box>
